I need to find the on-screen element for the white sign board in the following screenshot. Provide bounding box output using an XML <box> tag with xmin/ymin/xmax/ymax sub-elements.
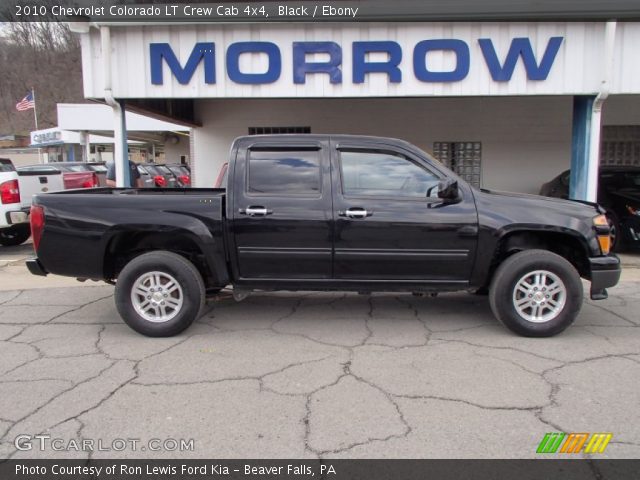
<box><xmin>80</xmin><ymin>22</ymin><xmax>640</xmax><ymax>98</ymax></box>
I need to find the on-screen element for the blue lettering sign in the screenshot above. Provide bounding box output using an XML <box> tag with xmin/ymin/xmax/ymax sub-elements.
<box><xmin>478</xmin><ymin>37</ymin><xmax>564</xmax><ymax>81</ymax></box>
<box><xmin>413</xmin><ymin>39</ymin><xmax>470</xmax><ymax>82</ymax></box>
<box><xmin>293</xmin><ymin>42</ymin><xmax>342</xmax><ymax>84</ymax></box>
<box><xmin>149</xmin><ymin>36</ymin><xmax>564</xmax><ymax>86</ymax></box>
<box><xmin>352</xmin><ymin>41</ymin><xmax>402</xmax><ymax>83</ymax></box>
<box><xmin>226</xmin><ymin>42</ymin><xmax>281</xmax><ymax>84</ymax></box>
<box><xmin>150</xmin><ymin>42</ymin><xmax>215</xmax><ymax>85</ymax></box>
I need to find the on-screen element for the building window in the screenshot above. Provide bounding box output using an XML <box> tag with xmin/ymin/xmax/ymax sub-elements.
<box><xmin>247</xmin><ymin>149</ymin><xmax>321</xmax><ymax>195</ymax></box>
<box><xmin>601</xmin><ymin>126</ymin><xmax>640</xmax><ymax>166</ymax></box>
<box><xmin>433</xmin><ymin>141</ymin><xmax>482</xmax><ymax>188</ymax></box>
<box><xmin>248</xmin><ymin>126</ymin><xmax>311</xmax><ymax>135</ymax></box>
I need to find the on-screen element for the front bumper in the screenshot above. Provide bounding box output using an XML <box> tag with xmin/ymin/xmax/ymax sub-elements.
<box><xmin>589</xmin><ymin>255</ymin><xmax>621</xmax><ymax>300</ymax></box>
<box><xmin>26</xmin><ymin>258</ymin><xmax>47</xmax><ymax>276</ymax></box>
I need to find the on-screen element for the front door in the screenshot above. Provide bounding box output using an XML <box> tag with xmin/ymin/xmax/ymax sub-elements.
<box><xmin>331</xmin><ymin>143</ymin><xmax>478</xmax><ymax>283</ymax></box>
<box><xmin>231</xmin><ymin>139</ymin><xmax>333</xmax><ymax>280</ymax></box>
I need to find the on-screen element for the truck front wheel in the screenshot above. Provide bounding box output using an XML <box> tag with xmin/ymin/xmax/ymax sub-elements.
<box><xmin>489</xmin><ymin>249</ymin><xmax>583</xmax><ymax>337</ymax></box>
<box><xmin>115</xmin><ymin>251</ymin><xmax>205</xmax><ymax>337</ymax></box>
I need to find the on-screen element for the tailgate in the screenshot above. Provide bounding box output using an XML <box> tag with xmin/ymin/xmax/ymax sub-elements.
<box><xmin>17</xmin><ymin>167</ymin><xmax>64</xmax><ymax>209</ymax></box>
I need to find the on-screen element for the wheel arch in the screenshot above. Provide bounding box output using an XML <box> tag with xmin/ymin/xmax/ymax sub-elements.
<box><xmin>485</xmin><ymin>228</ymin><xmax>592</xmax><ymax>287</ymax></box>
<box><xmin>102</xmin><ymin>226</ymin><xmax>228</xmax><ymax>288</ymax></box>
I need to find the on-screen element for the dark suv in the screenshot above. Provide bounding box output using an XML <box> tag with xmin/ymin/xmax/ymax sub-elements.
<box><xmin>540</xmin><ymin>166</ymin><xmax>640</xmax><ymax>250</ymax></box>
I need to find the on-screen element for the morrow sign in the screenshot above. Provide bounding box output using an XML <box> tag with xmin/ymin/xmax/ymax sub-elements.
<box><xmin>150</xmin><ymin>37</ymin><xmax>564</xmax><ymax>86</ymax></box>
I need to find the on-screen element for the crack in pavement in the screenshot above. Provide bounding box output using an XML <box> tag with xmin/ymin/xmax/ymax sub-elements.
<box><xmin>44</xmin><ymin>294</ymin><xmax>115</xmax><ymax>324</ymax></box>
<box><xmin>586</xmin><ymin>302</ymin><xmax>640</xmax><ymax>326</ymax></box>
<box><xmin>0</xmin><ymin>290</ymin><xmax>23</xmax><ymax>306</ymax></box>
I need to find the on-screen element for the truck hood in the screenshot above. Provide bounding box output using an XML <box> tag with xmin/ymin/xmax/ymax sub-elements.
<box><xmin>477</xmin><ymin>188</ymin><xmax>602</xmax><ymax>218</ymax></box>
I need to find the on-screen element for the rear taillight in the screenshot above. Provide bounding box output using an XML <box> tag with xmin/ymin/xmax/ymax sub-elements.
<box><xmin>0</xmin><ymin>179</ymin><xmax>20</xmax><ymax>204</ymax></box>
<box><xmin>30</xmin><ymin>205</ymin><xmax>45</xmax><ymax>251</ymax></box>
<box><xmin>178</xmin><ymin>175</ymin><xmax>190</xmax><ymax>185</ymax></box>
<box><xmin>154</xmin><ymin>175</ymin><xmax>167</xmax><ymax>187</ymax></box>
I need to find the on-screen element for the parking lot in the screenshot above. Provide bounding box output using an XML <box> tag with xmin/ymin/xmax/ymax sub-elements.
<box><xmin>0</xmin><ymin>243</ymin><xmax>639</xmax><ymax>459</ymax></box>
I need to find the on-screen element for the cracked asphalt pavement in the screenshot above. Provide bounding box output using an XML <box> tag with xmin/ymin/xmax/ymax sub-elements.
<box><xmin>0</xmin><ymin>247</ymin><xmax>639</xmax><ymax>459</ymax></box>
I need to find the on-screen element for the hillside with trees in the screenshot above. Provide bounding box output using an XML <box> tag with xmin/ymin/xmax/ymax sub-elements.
<box><xmin>0</xmin><ymin>22</ymin><xmax>86</xmax><ymax>135</ymax></box>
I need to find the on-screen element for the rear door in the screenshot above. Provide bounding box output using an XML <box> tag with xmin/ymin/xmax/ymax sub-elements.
<box><xmin>331</xmin><ymin>140</ymin><xmax>478</xmax><ymax>283</ymax></box>
<box><xmin>230</xmin><ymin>137</ymin><xmax>333</xmax><ymax>280</ymax></box>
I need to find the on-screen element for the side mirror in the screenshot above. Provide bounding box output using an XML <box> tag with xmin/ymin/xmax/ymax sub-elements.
<box><xmin>438</xmin><ymin>178</ymin><xmax>459</xmax><ymax>201</ymax></box>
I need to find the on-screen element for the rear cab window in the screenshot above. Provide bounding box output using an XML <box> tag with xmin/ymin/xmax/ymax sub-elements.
<box><xmin>0</xmin><ymin>159</ymin><xmax>15</xmax><ymax>172</ymax></box>
<box><xmin>247</xmin><ymin>149</ymin><xmax>321</xmax><ymax>196</ymax></box>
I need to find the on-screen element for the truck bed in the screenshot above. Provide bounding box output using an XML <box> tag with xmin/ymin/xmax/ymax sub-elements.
<box><xmin>32</xmin><ymin>187</ymin><xmax>227</xmax><ymax>280</ymax></box>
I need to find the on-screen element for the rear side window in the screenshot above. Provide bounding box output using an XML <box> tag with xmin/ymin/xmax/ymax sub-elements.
<box><xmin>247</xmin><ymin>149</ymin><xmax>321</xmax><ymax>195</ymax></box>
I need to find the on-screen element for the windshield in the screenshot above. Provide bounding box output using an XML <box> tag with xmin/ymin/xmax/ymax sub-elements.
<box><xmin>60</xmin><ymin>165</ymin><xmax>91</xmax><ymax>172</ymax></box>
<box><xmin>168</xmin><ymin>166</ymin><xmax>189</xmax><ymax>176</ymax></box>
<box><xmin>142</xmin><ymin>165</ymin><xmax>161</xmax><ymax>176</ymax></box>
<box><xmin>155</xmin><ymin>165</ymin><xmax>173</xmax><ymax>175</ymax></box>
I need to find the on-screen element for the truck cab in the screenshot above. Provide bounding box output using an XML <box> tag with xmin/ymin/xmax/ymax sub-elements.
<box><xmin>228</xmin><ymin>135</ymin><xmax>477</xmax><ymax>287</ymax></box>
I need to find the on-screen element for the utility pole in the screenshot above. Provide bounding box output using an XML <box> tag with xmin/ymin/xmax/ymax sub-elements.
<box><xmin>32</xmin><ymin>87</ymin><xmax>43</xmax><ymax>164</ymax></box>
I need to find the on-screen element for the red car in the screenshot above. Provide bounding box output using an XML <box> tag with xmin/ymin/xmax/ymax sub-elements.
<box><xmin>59</xmin><ymin>170</ymin><xmax>99</xmax><ymax>189</ymax></box>
<box><xmin>166</xmin><ymin>164</ymin><xmax>191</xmax><ymax>187</ymax></box>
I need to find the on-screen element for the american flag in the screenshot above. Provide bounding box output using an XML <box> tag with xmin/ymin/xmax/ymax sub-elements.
<box><xmin>16</xmin><ymin>91</ymin><xmax>35</xmax><ymax>111</ymax></box>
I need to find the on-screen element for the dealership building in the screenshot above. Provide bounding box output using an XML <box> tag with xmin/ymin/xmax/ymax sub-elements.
<box><xmin>72</xmin><ymin>10</ymin><xmax>640</xmax><ymax>197</ymax></box>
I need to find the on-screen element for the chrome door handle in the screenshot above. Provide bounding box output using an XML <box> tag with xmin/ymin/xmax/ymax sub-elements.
<box><xmin>240</xmin><ymin>206</ymin><xmax>273</xmax><ymax>217</ymax></box>
<box><xmin>340</xmin><ymin>208</ymin><xmax>372</xmax><ymax>219</ymax></box>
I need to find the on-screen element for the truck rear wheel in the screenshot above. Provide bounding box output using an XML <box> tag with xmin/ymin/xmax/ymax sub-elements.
<box><xmin>115</xmin><ymin>251</ymin><xmax>205</xmax><ymax>337</ymax></box>
<box><xmin>489</xmin><ymin>249</ymin><xmax>583</xmax><ymax>337</ymax></box>
<box><xmin>0</xmin><ymin>224</ymin><xmax>30</xmax><ymax>246</ymax></box>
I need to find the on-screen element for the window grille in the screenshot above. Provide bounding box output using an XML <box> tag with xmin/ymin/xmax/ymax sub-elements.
<box><xmin>433</xmin><ymin>141</ymin><xmax>482</xmax><ymax>188</ymax></box>
<box><xmin>248</xmin><ymin>126</ymin><xmax>311</xmax><ymax>135</ymax></box>
<box><xmin>600</xmin><ymin>126</ymin><xmax>640</xmax><ymax>166</ymax></box>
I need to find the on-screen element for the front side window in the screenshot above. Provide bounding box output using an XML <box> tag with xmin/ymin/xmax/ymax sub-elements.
<box><xmin>339</xmin><ymin>150</ymin><xmax>439</xmax><ymax>198</ymax></box>
<box><xmin>248</xmin><ymin>150</ymin><xmax>321</xmax><ymax>195</ymax></box>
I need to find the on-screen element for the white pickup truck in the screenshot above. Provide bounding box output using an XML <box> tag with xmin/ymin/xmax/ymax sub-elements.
<box><xmin>0</xmin><ymin>158</ymin><xmax>64</xmax><ymax>246</ymax></box>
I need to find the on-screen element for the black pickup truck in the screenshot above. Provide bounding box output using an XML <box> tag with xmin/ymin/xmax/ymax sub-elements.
<box><xmin>27</xmin><ymin>135</ymin><xmax>620</xmax><ymax>338</ymax></box>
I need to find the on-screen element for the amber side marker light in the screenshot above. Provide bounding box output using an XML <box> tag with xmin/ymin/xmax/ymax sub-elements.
<box><xmin>593</xmin><ymin>215</ymin><xmax>611</xmax><ymax>254</ymax></box>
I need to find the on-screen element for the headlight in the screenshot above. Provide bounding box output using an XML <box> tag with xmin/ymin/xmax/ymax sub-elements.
<box><xmin>593</xmin><ymin>214</ymin><xmax>611</xmax><ymax>255</ymax></box>
<box><xmin>627</xmin><ymin>205</ymin><xmax>640</xmax><ymax>217</ymax></box>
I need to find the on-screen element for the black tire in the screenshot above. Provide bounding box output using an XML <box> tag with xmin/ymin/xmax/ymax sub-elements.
<box><xmin>489</xmin><ymin>249</ymin><xmax>583</xmax><ymax>337</ymax></box>
<box><xmin>0</xmin><ymin>224</ymin><xmax>30</xmax><ymax>247</ymax></box>
<box><xmin>115</xmin><ymin>251</ymin><xmax>205</xmax><ymax>337</ymax></box>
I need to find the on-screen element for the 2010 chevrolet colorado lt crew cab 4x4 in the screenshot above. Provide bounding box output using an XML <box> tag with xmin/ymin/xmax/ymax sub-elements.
<box><xmin>27</xmin><ymin>135</ymin><xmax>621</xmax><ymax>337</ymax></box>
